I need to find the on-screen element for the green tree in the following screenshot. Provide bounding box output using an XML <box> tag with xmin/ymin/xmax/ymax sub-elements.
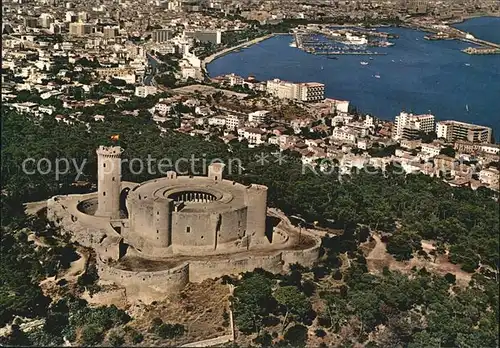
<box><xmin>108</xmin><ymin>329</ymin><xmax>125</xmax><ymax>347</ymax></box>
<box><xmin>440</xmin><ymin>146</ymin><xmax>456</xmax><ymax>158</ymax></box>
<box><xmin>273</xmin><ymin>285</ymin><xmax>312</xmax><ymax>335</ymax></box>
<box><xmin>232</xmin><ymin>273</ymin><xmax>273</xmax><ymax>334</ymax></box>
<box><xmin>81</xmin><ymin>324</ymin><xmax>105</xmax><ymax>346</ymax></box>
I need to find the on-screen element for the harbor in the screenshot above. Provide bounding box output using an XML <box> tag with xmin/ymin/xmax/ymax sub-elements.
<box><xmin>293</xmin><ymin>29</ymin><xmax>394</xmax><ymax>56</ymax></box>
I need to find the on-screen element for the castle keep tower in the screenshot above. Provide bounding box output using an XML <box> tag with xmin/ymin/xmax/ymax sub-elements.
<box><xmin>245</xmin><ymin>184</ymin><xmax>268</xmax><ymax>243</ymax></box>
<box><xmin>95</xmin><ymin>145</ymin><xmax>123</xmax><ymax>219</ymax></box>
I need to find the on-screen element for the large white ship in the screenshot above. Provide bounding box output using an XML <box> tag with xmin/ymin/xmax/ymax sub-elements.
<box><xmin>345</xmin><ymin>32</ymin><xmax>368</xmax><ymax>45</ymax></box>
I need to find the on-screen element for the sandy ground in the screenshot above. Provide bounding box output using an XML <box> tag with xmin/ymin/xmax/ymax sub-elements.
<box><xmin>24</xmin><ymin>200</ymin><xmax>47</xmax><ymax>215</ymax></box>
<box><xmin>365</xmin><ymin>234</ymin><xmax>472</xmax><ymax>285</ymax></box>
<box><xmin>124</xmin><ymin>279</ymin><xmax>232</xmax><ymax>346</ymax></box>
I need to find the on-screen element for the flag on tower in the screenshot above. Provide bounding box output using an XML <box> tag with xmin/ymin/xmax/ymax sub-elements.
<box><xmin>110</xmin><ymin>134</ymin><xmax>119</xmax><ymax>141</ymax></box>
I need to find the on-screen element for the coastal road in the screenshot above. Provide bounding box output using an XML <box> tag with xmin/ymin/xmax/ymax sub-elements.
<box><xmin>201</xmin><ymin>33</ymin><xmax>277</xmax><ymax>74</ymax></box>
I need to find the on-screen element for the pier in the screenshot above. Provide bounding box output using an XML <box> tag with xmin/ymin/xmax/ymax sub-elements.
<box><xmin>462</xmin><ymin>47</ymin><xmax>500</xmax><ymax>55</ymax></box>
<box><xmin>408</xmin><ymin>22</ymin><xmax>500</xmax><ymax>54</ymax></box>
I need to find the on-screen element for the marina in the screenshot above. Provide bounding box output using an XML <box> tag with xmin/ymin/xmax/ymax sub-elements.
<box><xmin>293</xmin><ymin>30</ymin><xmax>392</xmax><ymax>56</ymax></box>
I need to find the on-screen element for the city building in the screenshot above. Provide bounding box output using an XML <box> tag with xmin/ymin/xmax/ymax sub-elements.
<box><xmin>324</xmin><ymin>98</ymin><xmax>350</xmax><ymax>114</ymax></box>
<box><xmin>24</xmin><ymin>17</ymin><xmax>39</xmax><ymax>28</ymax></box>
<box><xmin>39</xmin><ymin>13</ymin><xmax>54</xmax><ymax>28</ymax></box>
<box><xmin>208</xmin><ymin>116</ymin><xmax>226</xmax><ymax>127</ymax></box>
<box><xmin>103</xmin><ymin>26</ymin><xmax>119</xmax><ymax>39</ymax></box>
<box><xmin>332</xmin><ymin>127</ymin><xmax>357</xmax><ymax>144</ymax></box>
<box><xmin>69</xmin><ymin>22</ymin><xmax>93</xmax><ymax>36</ymax></box>
<box><xmin>454</xmin><ymin>141</ymin><xmax>500</xmax><ymax>155</ymax></box>
<box><xmin>479</xmin><ymin>167</ymin><xmax>500</xmax><ymax>190</ymax></box>
<box><xmin>225</xmin><ymin>114</ymin><xmax>246</xmax><ymax>130</ymax></box>
<box><xmin>184</xmin><ymin>29</ymin><xmax>221</xmax><ymax>44</ymax></box>
<box><xmin>295</xmin><ymin>82</ymin><xmax>325</xmax><ymax>102</ymax></box>
<box><xmin>266</xmin><ymin>79</ymin><xmax>325</xmax><ymax>102</ymax></box>
<box><xmin>421</xmin><ymin>143</ymin><xmax>443</xmax><ymax>157</ymax></box>
<box><xmin>436</xmin><ymin>120</ymin><xmax>492</xmax><ymax>143</ymax></box>
<box><xmin>248</xmin><ymin>110</ymin><xmax>271</xmax><ymax>124</ymax></box>
<box><xmin>266</xmin><ymin>79</ymin><xmax>296</xmax><ymax>100</ymax></box>
<box><xmin>152</xmin><ymin>29</ymin><xmax>173</xmax><ymax>43</ymax></box>
<box><xmin>394</xmin><ymin>112</ymin><xmax>435</xmax><ymax>140</ymax></box>
<box><xmin>239</xmin><ymin>127</ymin><xmax>266</xmax><ymax>146</ymax></box>
<box><xmin>135</xmin><ymin>86</ymin><xmax>158</xmax><ymax>98</ymax></box>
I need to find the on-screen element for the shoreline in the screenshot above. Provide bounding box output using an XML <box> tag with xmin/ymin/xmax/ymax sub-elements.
<box><xmin>202</xmin><ymin>33</ymin><xmax>285</xmax><ymax>75</ymax></box>
<box><xmin>445</xmin><ymin>13</ymin><xmax>500</xmax><ymax>25</ymax></box>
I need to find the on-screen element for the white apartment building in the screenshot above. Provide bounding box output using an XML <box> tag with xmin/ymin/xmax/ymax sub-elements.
<box><xmin>266</xmin><ymin>79</ymin><xmax>295</xmax><ymax>99</ymax></box>
<box><xmin>208</xmin><ymin>116</ymin><xmax>226</xmax><ymax>127</ymax></box>
<box><xmin>296</xmin><ymin>82</ymin><xmax>325</xmax><ymax>102</ymax></box>
<box><xmin>225</xmin><ymin>114</ymin><xmax>246</xmax><ymax>130</ymax></box>
<box><xmin>421</xmin><ymin>143</ymin><xmax>443</xmax><ymax>157</ymax></box>
<box><xmin>480</xmin><ymin>144</ymin><xmax>500</xmax><ymax>155</ymax></box>
<box><xmin>155</xmin><ymin>102</ymin><xmax>172</xmax><ymax>115</ymax></box>
<box><xmin>38</xmin><ymin>105</ymin><xmax>56</xmax><ymax>115</ymax></box>
<box><xmin>267</xmin><ymin>136</ymin><xmax>279</xmax><ymax>145</ymax></box>
<box><xmin>228</xmin><ymin>73</ymin><xmax>244</xmax><ymax>86</ymax></box>
<box><xmin>325</xmin><ymin>98</ymin><xmax>350</xmax><ymax>113</ymax></box>
<box><xmin>248</xmin><ymin>110</ymin><xmax>271</xmax><ymax>124</ymax></box>
<box><xmin>364</xmin><ymin>115</ymin><xmax>375</xmax><ymax>128</ymax></box>
<box><xmin>239</xmin><ymin>128</ymin><xmax>266</xmax><ymax>146</ymax></box>
<box><xmin>266</xmin><ymin>79</ymin><xmax>325</xmax><ymax>102</ymax></box>
<box><xmin>436</xmin><ymin>120</ymin><xmax>492</xmax><ymax>143</ymax></box>
<box><xmin>135</xmin><ymin>86</ymin><xmax>157</xmax><ymax>98</ymax></box>
<box><xmin>394</xmin><ymin>112</ymin><xmax>435</xmax><ymax>140</ymax></box>
<box><xmin>357</xmin><ymin>139</ymin><xmax>372</xmax><ymax>150</ymax></box>
<box><xmin>479</xmin><ymin>168</ymin><xmax>499</xmax><ymax>190</ymax></box>
<box><xmin>332</xmin><ymin>127</ymin><xmax>357</xmax><ymax>144</ymax></box>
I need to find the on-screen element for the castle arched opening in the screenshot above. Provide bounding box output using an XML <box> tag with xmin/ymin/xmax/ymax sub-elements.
<box><xmin>168</xmin><ymin>190</ymin><xmax>218</xmax><ymax>203</ymax></box>
<box><xmin>120</xmin><ymin>188</ymin><xmax>130</xmax><ymax>218</ymax></box>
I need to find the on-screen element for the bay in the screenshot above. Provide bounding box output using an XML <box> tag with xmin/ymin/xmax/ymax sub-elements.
<box><xmin>207</xmin><ymin>17</ymin><xmax>500</xmax><ymax>140</ymax></box>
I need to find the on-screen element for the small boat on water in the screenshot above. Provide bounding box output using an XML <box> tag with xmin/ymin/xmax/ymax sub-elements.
<box><xmin>374</xmin><ymin>75</ymin><xmax>381</xmax><ymax>79</ymax></box>
<box><xmin>360</xmin><ymin>61</ymin><xmax>369</xmax><ymax>65</ymax></box>
<box><xmin>466</xmin><ymin>104</ymin><xmax>469</xmax><ymax>112</ymax></box>
<box><xmin>465</xmin><ymin>63</ymin><xmax>471</xmax><ymax>66</ymax></box>
<box><xmin>369</xmin><ymin>57</ymin><xmax>374</xmax><ymax>60</ymax></box>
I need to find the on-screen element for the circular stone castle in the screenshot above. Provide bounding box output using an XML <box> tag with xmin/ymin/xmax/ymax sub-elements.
<box><xmin>47</xmin><ymin>146</ymin><xmax>321</xmax><ymax>301</ymax></box>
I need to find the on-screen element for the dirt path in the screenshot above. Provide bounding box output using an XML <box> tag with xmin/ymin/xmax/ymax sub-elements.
<box><xmin>64</xmin><ymin>251</ymin><xmax>88</xmax><ymax>279</ymax></box>
<box><xmin>366</xmin><ymin>233</ymin><xmax>472</xmax><ymax>285</ymax></box>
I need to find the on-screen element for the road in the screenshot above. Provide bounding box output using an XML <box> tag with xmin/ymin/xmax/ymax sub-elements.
<box><xmin>144</xmin><ymin>51</ymin><xmax>162</xmax><ymax>87</ymax></box>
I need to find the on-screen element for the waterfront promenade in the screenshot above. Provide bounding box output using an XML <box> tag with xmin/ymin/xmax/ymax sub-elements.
<box><xmin>201</xmin><ymin>33</ymin><xmax>278</xmax><ymax>73</ymax></box>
